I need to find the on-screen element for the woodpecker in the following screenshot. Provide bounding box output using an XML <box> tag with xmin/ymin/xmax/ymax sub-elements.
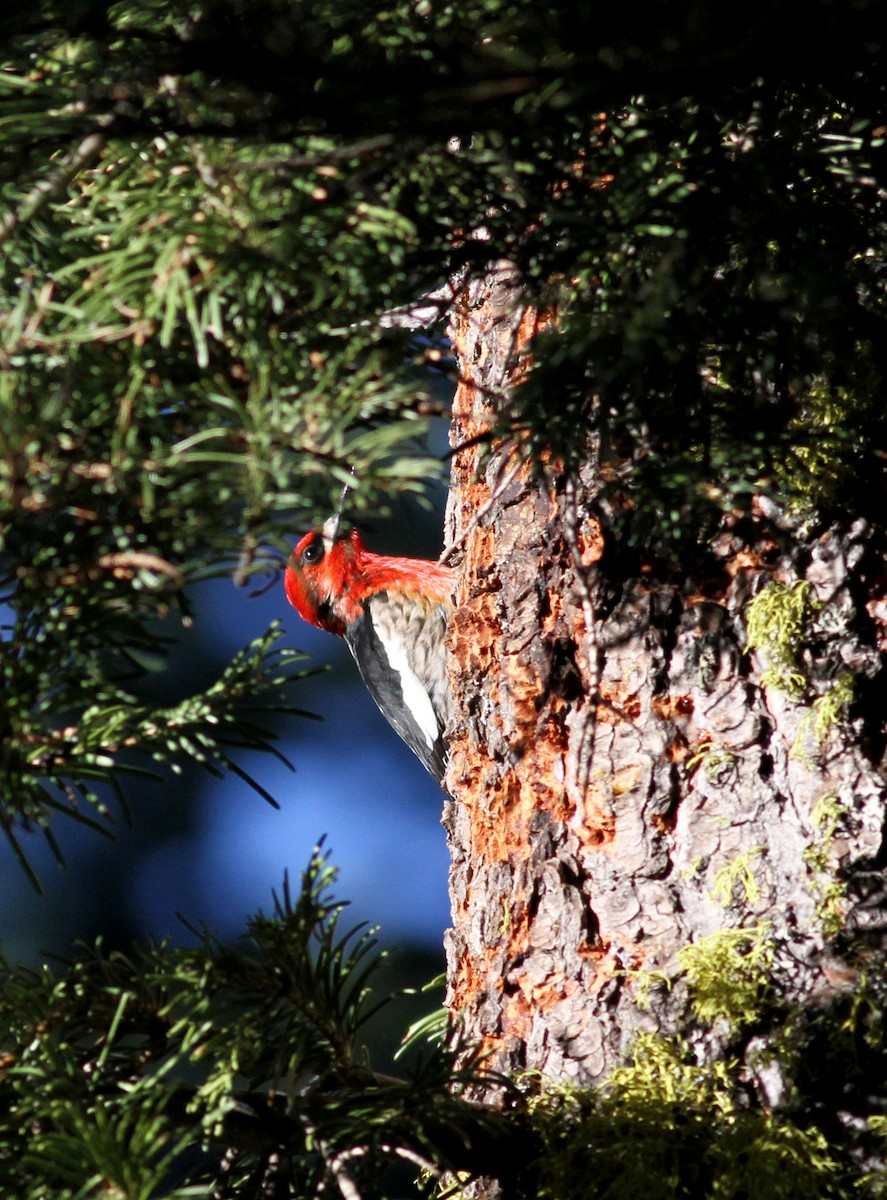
<box><xmin>284</xmin><ymin>517</ymin><xmax>454</xmax><ymax>783</ymax></box>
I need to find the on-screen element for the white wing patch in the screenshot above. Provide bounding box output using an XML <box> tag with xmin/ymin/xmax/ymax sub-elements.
<box><xmin>373</xmin><ymin>624</ymin><xmax>439</xmax><ymax>751</ymax></box>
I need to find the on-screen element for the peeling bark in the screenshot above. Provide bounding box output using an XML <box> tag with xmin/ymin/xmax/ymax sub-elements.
<box><xmin>443</xmin><ymin>266</ymin><xmax>887</xmax><ymax>1105</ymax></box>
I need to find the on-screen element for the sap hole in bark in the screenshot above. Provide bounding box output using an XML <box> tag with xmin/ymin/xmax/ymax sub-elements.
<box><xmin>501</xmin><ymin>971</ymin><xmax>523</xmax><ymax>997</ymax></box>
<box><xmin>856</xmin><ymin>826</ymin><xmax>887</xmax><ymax>873</ymax></box>
<box><xmin>852</xmin><ymin>669</ymin><xmax>887</xmax><ymax>765</ymax></box>
<box><xmin>546</xmin><ymin>636</ymin><xmax>584</xmax><ymax>704</ymax></box>
<box><xmin>556</xmin><ymin>858</ymin><xmax>601</xmax><ymax>947</ymax></box>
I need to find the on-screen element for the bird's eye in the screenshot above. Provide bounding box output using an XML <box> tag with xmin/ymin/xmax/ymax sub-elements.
<box><xmin>301</xmin><ymin>539</ymin><xmax>324</xmax><ymax>565</ymax></box>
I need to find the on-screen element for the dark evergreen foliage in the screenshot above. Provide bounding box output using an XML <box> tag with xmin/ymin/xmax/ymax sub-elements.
<box><xmin>0</xmin><ymin>847</ymin><xmax>516</xmax><ymax>1197</ymax></box>
<box><xmin>1</xmin><ymin>2</ymin><xmax>886</xmax><ymax>1194</ymax></box>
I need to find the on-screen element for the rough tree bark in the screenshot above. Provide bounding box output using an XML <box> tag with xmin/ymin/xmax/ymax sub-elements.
<box><xmin>443</xmin><ymin>265</ymin><xmax>887</xmax><ymax>1115</ymax></box>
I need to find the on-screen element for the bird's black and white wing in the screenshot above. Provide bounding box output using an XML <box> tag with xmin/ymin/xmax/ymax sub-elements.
<box><xmin>345</xmin><ymin>591</ymin><xmax>451</xmax><ymax>783</ymax></box>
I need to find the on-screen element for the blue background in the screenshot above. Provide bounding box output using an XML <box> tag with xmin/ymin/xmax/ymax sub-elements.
<box><xmin>1</xmin><ymin>509</ymin><xmax>452</xmax><ymax>999</ymax></box>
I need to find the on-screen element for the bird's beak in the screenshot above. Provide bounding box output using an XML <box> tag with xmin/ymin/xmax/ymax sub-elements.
<box><xmin>322</xmin><ymin>473</ymin><xmax>353</xmax><ymax>545</ymax></box>
<box><xmin>322</xmin><ymin>511</ymin><xmax>341</xmax><ymax>545</ymax></box>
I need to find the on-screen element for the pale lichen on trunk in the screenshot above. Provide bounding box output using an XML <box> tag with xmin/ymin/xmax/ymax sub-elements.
<box><xmin>443</xmin><ymin>265</ymin><xmax>887</xmax><ymax>1102</ymax></box>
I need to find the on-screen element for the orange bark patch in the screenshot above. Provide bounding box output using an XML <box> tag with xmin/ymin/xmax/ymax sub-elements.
<box><xmin>596</xmin><ymin>681</ymin><xmax>642</xmax><ymax>724</ymax></box>
<box><xmin>651</xmin><ymin>693</ymin><xmax>694</xmax><ymax>720</ymax></box>
<box><xmin>473</xmin><ymin>774</ymin><xmax>525</xmax><ymax>864</ymax></box>
<box><xmin>723</xmin><ymin>543</ymin><xmax>780</xmax><ymax>579</ymax></box>
<box><xmin>581</xmin><ymin>945</ymin><xmax>621</xmax><ymax>988</ymax></box>
<box><xmin>611</xmin><ymin>760</ymin><xmax>646</xmax><ymax>798</ymax></box>
<box><xmin>541</xmin><ymin>588</ymin><xmax>565</xmax><ymax>636</ymax></box>
<box><xmin>449</xmin><ymin>596</ymin><xmax>498</xmax><ymax>676</ymax></box>
<box><xmin>665</xmin><ymin>732</ymin><xmax>690</xmax><ymax>763</ymax></box>
<box><xmin>576</xmin><ymin>780</ymin><xmax>616</xmax><ymax>847</ymax></box>
<box><xmin>577</xmin><ymin>517</ymin><xmax>605</xmax><ymax>566</ymax></box>
<box><xmin>513</xmin><ymin>306</ymin><xmax>558</xmax><ymax>383</ymax></box>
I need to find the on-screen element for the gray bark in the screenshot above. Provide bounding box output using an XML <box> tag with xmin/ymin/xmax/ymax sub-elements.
<box><xmin>443</xmin><ymin>265</ymin><xmax>887</xmax><ymax>1104</ymax></box>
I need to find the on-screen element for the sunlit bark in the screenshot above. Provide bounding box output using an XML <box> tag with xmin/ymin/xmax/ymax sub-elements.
<box><xmin>444</xmin><ymin>265</ymin><xmax>886</xmax><ymax>1108</ymax></box>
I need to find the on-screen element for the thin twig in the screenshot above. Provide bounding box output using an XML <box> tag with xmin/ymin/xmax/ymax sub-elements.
<box><xmin>438</xmin><ymin>447</ymin><xmax>524</xmax><ymax>567</ymax></box>
<box><xmin>0</xmin><ymin>114</ymin><xmax>115</xmax><ymax>247</ymax></box>
<box><xmin>386</xmin><ymin>1145</ymin><xmax>442</xmax><ymax>1176</ymax></box>
<box><xmin>323</xmin><ymin>1146</ymin><xmax>364</xmax><ymax>1200</ymax></box>
<box><xmin>562</xmin><ymin>473</ymin><xmax>601</xmax><ymax>825</ymax></box>
<box><xmin>251</xmin><ymin>134</ymin><xmax>397</xmax><ymax>172</ymax></box>
<box><xmin>96</xmin><ymin>551</ymin><xmax>184</xmax><ymax>583</ymax></box>
<box><xmin>303</xmin><ymin>1116</ymin><xmax>364</xmax><ymax>1200</ymax></box>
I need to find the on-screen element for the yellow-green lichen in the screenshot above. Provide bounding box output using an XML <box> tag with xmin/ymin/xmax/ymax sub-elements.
<box><xmin>678</xmin><ymin>924</ymin><xmax>774</xmax><ymax>1028</ymax></box>
<box><xmin>679</xmin><ymin>856</ymin><xmax>705</xmax><ymax>882</ymax></box>
<box><xmin>709</xmin><ymin>846</ymin><xmax>764</xmax><ymax>908</ymax></box>
<box><xmin>624</xmin><ymin>967</ymin><xmax>673</xmax><ymax>1013</ymax></box>
<box><xmin>528</xmin><ymin>1034</ymin><xmax>844</xmax><ymax>1200</ymax></box>
<box><xmin>686</xmin><ymin>739</ymin><xmax>739</xmax><ymax>786</ymax></box>
<box><xmin>744</xmin><ymin>580</ymin><xmax>821</xmax><ymax>696</ymax></box>
<box><xmin>802</xmin><ymin>792</ymin><xmax>849</xmax><ymax>935</ymax></box>
<box><xmin>778</xmin><ymin>353</ymin><xmax>878</xmax><ymax>514</ymax></box>
<box><xmin>791</xmin><ymin>672</ymin><xmax>854</xmax><ymax>762</ymax></box>
<box><xmin>862</xmin><ymin>1116</ymin><xmax>887</xmax><ymax>1197</ymax></box>
<box><xmin>807</xmin><ymin>792</ymin><xmax>845</xmax><ymax>863</ymax></box>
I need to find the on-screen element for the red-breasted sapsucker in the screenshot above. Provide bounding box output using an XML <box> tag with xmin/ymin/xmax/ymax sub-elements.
<box><xmin>284</xmin><ymin>518</ymin><xmax>454</xmax><ymax>783</ymax></box>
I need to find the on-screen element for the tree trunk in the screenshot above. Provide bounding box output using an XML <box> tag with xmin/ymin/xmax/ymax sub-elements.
<box><xmin>443</xmin><ymin>265</ymin><xmax>887</xmax><ymax>1110</ymax></box>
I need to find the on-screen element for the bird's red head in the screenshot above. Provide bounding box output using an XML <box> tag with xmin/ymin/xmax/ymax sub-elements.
<box><xmin>285</xmin><ymin>521</ymin><xmax>454</xmax><ymax>637</ymax></box>
<box><xmin>284</xmin><ymin>524</ymin><xmax>366</xmax><ymax>635</ymax></box>
<box><xmin>285</xmin><ymin>520</ymin><xmax>455</xmax><ymax>781</ymax></box>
